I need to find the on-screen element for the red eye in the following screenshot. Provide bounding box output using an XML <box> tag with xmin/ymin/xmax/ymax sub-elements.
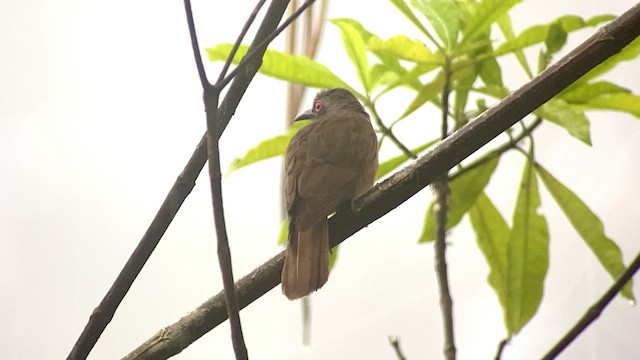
<box><xmin>313</xmin><ymin>99</ymin><xmax>323</xmax><ymax>112</ymax></box>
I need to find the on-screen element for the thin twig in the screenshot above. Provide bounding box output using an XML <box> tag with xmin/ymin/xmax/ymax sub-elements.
<box><xmin>367</xmin><ymin>100</ymin><xmax>417</xmax><ymax>159</ymax></box>
<box><xmin>183</xmin><ymin>0</ymin><xmax>208</xmax><ymax>88</ymax></box>
<box><xmin>541</xmin><ymin>251</ymin><xmax>640</xmax><ymax>359</ymax></box>
<box><xmin>494</xmin><ymin>338</ymin><xmax>508</xmax><ymax>360</ymax></box>
<box><xmin>434</xmin><ymin>58</ymin><xmax>456</xmax><ymax>360</ymax></box>
<box><xmin>389</xmin><ymin>336</ymin><xmax>408</xmax><ymax>360</ymax></box>
<box><xmin>66</xmin><ymin>2</ymin><xmax>292</xmax><ymax>359</ymax></box>
<box><xmin>204</xmin><ymin>90</ymin><xmax>248</xmax><ymax>359</ymax></box>
<box><xmin>217</xmin><ymin>0</ymin><xmax>268</xmax><ymax>83</ymax></box>
<box><xmin>184</xmin><ymin>0</ymin><xmax>248</xmax><ymax>356</ymax></box>
<box><xmin>448</xmin><ymin>117</ymin><xmax>542</xmax><ymax>182</ymax></box>
<box><xmin>218</xmin><ymin>0</ymin><xmax>318</xmax><ymax>89</ymax></box>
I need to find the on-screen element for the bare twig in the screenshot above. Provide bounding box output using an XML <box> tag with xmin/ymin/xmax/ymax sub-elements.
<box><xmin>541</xmin><ymin>251</ymin><xmax>640</xmax><ymax>359</ymax></box>
<box><xmin>389</xmin><ymin>336</ymin><xmax>408</xmax><ymax>360</ymax></box>
<box><xmin>204</xmin><ymin>90</ymin><xmax>247</xmax><ymax>359</ymax></box>
<box><xmin>434</xmin><ymin>58</ymin><xmax>455</xmax><ymax>360</ymax></box>
<box><xmin>367</xmin><ymin>100</ymin><xmax>417</xmax><ymax>160</ymax></box>
<box><xmin>183</xmin><ymin>0</ymin><xmax>209</xmax><ymax>88</ymax></box>
<box><xmin>218</xmin><ymin>0</ymin><xmax>318</xmax><ymax>90</ymax></box>
<box><xmin>204</xmin><ymin>89</ymin><xmax>248</xmax><ymax>359</ymax></box>
<box><xmin>494</xmin><ymin>338</ymin><xmax>508</xmax><ymax>360</ymax></box>
<box><xmin>448</xmin><ymin>117</ymin><xmax>542</xmax><ymax>182</ymax></box>
<box><xmin>66</xmin><ymin>1</ymin><xmax>292</xmax><ymax>359</ymax></box>
<box><xmin>184</xmin><ymin>0</ymin><xmax>249</xmax><ymax>356</ymax></box>
<box><xmin>217</xmin><ymin>0</ymin><xmax>268</xmax><ymax>83</ymax></box>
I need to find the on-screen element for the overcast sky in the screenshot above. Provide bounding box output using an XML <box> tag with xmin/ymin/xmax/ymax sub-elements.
<box><xmin>2</xmin><ymin>0</ymin><xmax>640</xmax><ymax>359</ymax></box>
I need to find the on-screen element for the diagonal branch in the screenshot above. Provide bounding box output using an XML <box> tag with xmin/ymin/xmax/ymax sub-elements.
<box><xmin>123</xmin><ymin>6</ymin><xmax>640</xmax><ymax>358</ymax></box>
<box><xmin>541</xmin><ymin>250</ymin><xmax>640</xmax><ymax>360</ymax></box>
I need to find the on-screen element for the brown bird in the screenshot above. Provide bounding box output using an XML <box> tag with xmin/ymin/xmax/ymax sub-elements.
<box><xmin>282</xmin><ymin>88</ymin><xmax>378</xmax><ymax>300</ymax></box>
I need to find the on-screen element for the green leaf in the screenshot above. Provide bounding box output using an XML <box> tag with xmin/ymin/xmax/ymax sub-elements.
<box><xmin>329</xmin><ymin>245</ymin><xmax>339</xmax><ymax>271</ymax></box>
<box><xmin>506</xmin><ymin>158</ymin><xmax>549</xmax><ymax>336</ymax></box>
<box><xmin>390</xmin><ymin>0</ymin><xmax>433</xmax><ymax>39</ymax></box>
<box><xmin>469</xmin><ymin>192</ymin><xmax>510</xmax><ymax>311</ymax></box>
<box><xmin>383</xmin><ymin>62</ymin><xmax>438</xmax><ymax>93</ymax></box>
<box><xmin>410</xmin><ymin>0</ymin><xmax>459</xmax><ymax>50</ymax></box>
<box><xmin>206</xmin><ymin>44</ymin><xmax>349</xmax><ymax>89</ymax></box>
<box><xmin>453</xmin><ymin>65</ymin><xmax>479</xmax><ymax>122</ymax></box>
<box><xmin>579</xmin><ymin>36</ymin><xmax>640</xmax><ymax>84</ymax></box>
<box><xmin>419</xmin><ymin>156</ymin><xmax>499</xmax><ymax>243</ymax></box>
<box><xmin>497</xmin><ymin>13</ymin><xmax>532</xmax><ymax>78</ymax></box>
<box><xmin>227</xmin><ymin>120</ymin><xmax>311</xmax><ymax>174</ymax></box>
<box><xmin>474</xmin><ymin>84</ymin><xmax>510</xmax><ymax>99</ymax></box>
<box><xmin>535</xmin><ymin>99</ymin><xmax>591</xmax><ymax>145</ymax></box>
<box><xmin>368</xmin><ymin>35</ymin><xmax>441</xmax><ymax>64</ymax></box>
<box><xmin>585</xmin><ymin>14</ymin><xmax>616</xmax><ymax>26</ymax></box>
<box><xmin>495</xmin><ymin>15</ymin><xmax>608</xmax><ymax>57</ymax></box>
<box><xmin>545</xmin><ymin>22</ymin><xmax>567</xmax><ymax>55</ymax></box>
<box><xmin>537</xmin><ymin>49</ymin><xmax>550</xmax><ymax>74</ymax></box>
<box><xmin>560</xmin><ymin>81</ymin><xmax>630</xmax><ymax>103</ymax></box>
<box><xmin>376</xmin><ymin>139</ymin><xmax>438</xmax><ymax>179</ymax></box>
<box><xmin>400</xmin><ymin>72</ymin><xmax>445</xmax><ymax>119</ymax></box>
<box><xmin>331</xmin><ymin>19</ymin><xmax>370</xmax><ymax>91</ymax></box>
<box><xmin>461</xmin><ymin>0</ymin><xmax>522</xmax><ymax>45</ymax></box>
<box><xmin>584</xmin><ymin>93</ymin><xmax>640</xmax><ymax>118</ymax></box>
<box><xmin>479</xmin><ymin>54</ymin><xmax>503</xmax><ymax>87</ymax></box>
<box><xmin>536</xmin><ymin>164</ymin><xmax>634</xmax><ymax>300</ymax></box>
<box><xmin>277</xmin><ymin>218</ymin><xmax>288</xmax><ymax>245</ymax></box>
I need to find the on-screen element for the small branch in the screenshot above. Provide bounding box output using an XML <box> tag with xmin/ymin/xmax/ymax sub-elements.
<box><xmin>541</xmin><ymin>251</ymin><xmax>640</xmax><ymax>360</ymax></box>
<box><xmin>367</xmin><ymin>100</ymin><xmax>417</xmax><ymax>159</ymax></box>
<box><xmin>218</xmin><ymin>0</ymin><xmax>318</xmax><ymax>89</ymax></box>
<box><xmin>388</xmin><ymin>336</ymin><xmax>407</xmax><ymax>360</ymax></box>
<box><xmin>217</xmin><ymin>0</ymin><xmax>268</xmax><ymax>83</ymax></box>
<box><xmin>183</xmin><ymin>0</ymin><xmax>208</xmax><ymax>88</ymax></box>
<box><xmin>434</xmin><ymin>58</ymin><xmax>456</xmax><ymax>360</ymax></box>
<box><xmin>494</xmin><ymin>338</ymin><xmax>508</xmax><ymax>360</ymax></box>
<box><xmin>448</xmin><ymin>117</ymin><xmax>542</xmax><ymax>182</ymax></box>
<box><xmin>204</xmin><ymin>90</ymin><xmax>248</xmax><ymax>359</ymax></box>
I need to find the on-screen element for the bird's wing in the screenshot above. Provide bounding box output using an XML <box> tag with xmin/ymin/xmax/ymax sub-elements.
<box><xmin>294</xmin><ymin>112</ymin><xmax>377</xmax><ymax>231</ymax></box>
<box><xmin>284</xmin><ymin>124</ymin><xmax>313</xmax><ymax>216</ymax></box>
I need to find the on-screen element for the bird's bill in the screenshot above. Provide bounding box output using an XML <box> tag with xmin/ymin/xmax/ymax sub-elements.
<box><xmin>294</xmin><ymin>109</ymin><xmax>316</xmax><ymax>121</ymax></box>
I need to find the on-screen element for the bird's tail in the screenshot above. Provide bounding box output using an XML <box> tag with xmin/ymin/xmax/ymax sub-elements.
<box><xmin>281</xmin><ymin>219</ymin><xmax>329</xmax><ymax>300</ymax></box>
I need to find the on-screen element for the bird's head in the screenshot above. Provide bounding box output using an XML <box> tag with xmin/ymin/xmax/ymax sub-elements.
<box><xmin>294</xmin><ymin>88</ymin><xmax>365</xmax><ymax>121</ymax></box>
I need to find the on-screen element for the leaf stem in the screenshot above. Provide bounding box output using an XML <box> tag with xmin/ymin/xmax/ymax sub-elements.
<box><xmin>367</xmin><ymin>99</ymin><xmax>417</xmax><ymax>159</ymax></box>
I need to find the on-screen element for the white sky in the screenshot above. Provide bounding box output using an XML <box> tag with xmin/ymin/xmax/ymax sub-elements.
<box><xmin>2</xmin><ymin>0</ymin><xmax>640</xmax><ymax>359</ymax></box>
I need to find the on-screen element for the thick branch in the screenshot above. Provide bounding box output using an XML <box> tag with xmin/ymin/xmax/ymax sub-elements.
<box><xmin>124</xmin><ymin>6</ymin><xmax>640</xmax><ymax>358</ymax></box>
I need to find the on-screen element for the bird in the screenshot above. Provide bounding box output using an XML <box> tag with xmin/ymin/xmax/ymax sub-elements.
<box><xmin>282</xmin><ymin>88</ymin><xmax>378</xmax><ymax>300</ymax></box>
